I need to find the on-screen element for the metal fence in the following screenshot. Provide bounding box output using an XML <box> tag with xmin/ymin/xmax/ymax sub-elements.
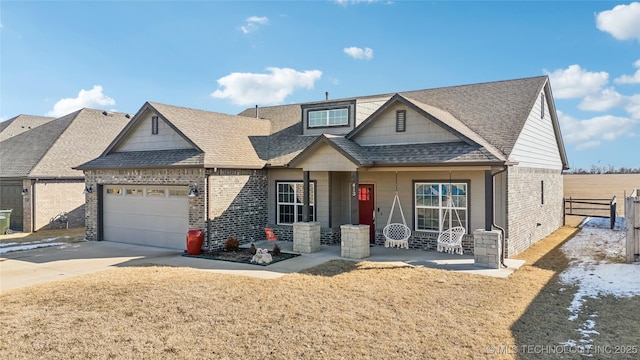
<box><xmin>625</xmin><ymin>189</ymin><xmax>639</xmax><ymax>263</ymax></box>
<box><xmin>563</xmin><ymin>196</ymin><xmax>617</xmax><ymax>229</ymax></box>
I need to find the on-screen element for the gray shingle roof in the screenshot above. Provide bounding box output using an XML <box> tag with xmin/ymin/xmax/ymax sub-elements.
<box><xmin>238</xmin><ymin>76</ymin><xmax>552</xmax><ymax>167</ymax></box>
<box><xmin>399</xmin><ymin>76</ymin><xmax>547</xmax><ymax>156</ymax></box>
<box><xmin>29</xmin><ymin>109</ymin><xmax>131</xmax><ymax>178</ymax></box>
<box><xmin>78</xmin><ymin>149</ymin><xmax>203</xmax><ymax>169</ymax></box>
<box><xmin>290</xmin><ymin>135</ymin><xmax>502</xmax><ymax>168</ymax></box>
<box><xmin>0</xmin><ymin>115</ymin><xmax>55</xmax><ymax>142</ymax></box>
<box><xmin>0</xmin><ymin>116</ymin><xmax>74</xmax><ymax>178</ymax></box>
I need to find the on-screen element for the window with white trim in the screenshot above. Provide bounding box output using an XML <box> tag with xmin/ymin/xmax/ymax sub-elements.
<box><xmin>308</xmin><ymin>108</ymin><xmax>348</xmax><ymax>127</ymax></box>
<box><xmin>277</xmin><ymin>182</ymin><xmax>315</xmax><ymax>224</ymax></box>
<box><xmin>415</xmin><ymin>182</ymin><xmax>467</xmax><ymax>232</ymax></box>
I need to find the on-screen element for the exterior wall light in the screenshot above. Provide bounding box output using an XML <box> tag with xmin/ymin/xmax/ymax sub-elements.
<box><xmin>83</xmin><ymin>186</ymin><xmax>93</xmax><ymax>194</ymax></box>
<box><xmin>21</xmin><ymin>188</ymin><xmax>28</xmax><ymax>196</ymax></box>
<box><xmin>188</xmin><ymin>185</ymin><xmax>199</xmax><ymax>197</ymax></box>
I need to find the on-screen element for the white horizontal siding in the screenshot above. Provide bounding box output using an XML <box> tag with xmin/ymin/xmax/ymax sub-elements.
<box><xmin>510</xmin><ymin>92</ymin><xmax>563</xmax><ymax>169</ymax></box>
<box><xmin>354</xmin><ymin>103</ymin><xmax>460</xmax><ymax>146</ymax></box>
<box><xmin>116</xmin><ymin>113</ymin><xmax>192</xmax><ymax>152</ymax></box>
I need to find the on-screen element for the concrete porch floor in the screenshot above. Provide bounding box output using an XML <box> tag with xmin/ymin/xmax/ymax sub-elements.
<box><xmin>247</xmin><ymin>240</ymin><xmax>525</xmax><ymax>278</ymax></box>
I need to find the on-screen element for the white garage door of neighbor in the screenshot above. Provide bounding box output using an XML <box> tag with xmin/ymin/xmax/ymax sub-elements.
<box><xmin>103</xmin><ymin>185</ymin><xmax>189</xmax><ymax>249</ymax></box>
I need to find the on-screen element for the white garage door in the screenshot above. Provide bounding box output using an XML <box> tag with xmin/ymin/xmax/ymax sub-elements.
<box><xmin>103</xmin><ymin>185</ymin><xmax>189</xmax><ymax>249</ymax></box>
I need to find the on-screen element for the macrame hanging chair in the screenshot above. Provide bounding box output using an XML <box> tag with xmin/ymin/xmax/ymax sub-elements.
<box><xmin>383</xmin><ymin>173</ymin><xmax>411</xmax><ymax>249</ymax></box>
<box><xmin>436</xmin><ymin>174</ymin><xmax>466</xmax><ymax>255</ymax></box>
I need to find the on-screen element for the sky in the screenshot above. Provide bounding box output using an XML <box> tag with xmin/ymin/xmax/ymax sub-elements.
<box><xmin>1</xmin><ymin>1</ymin><xmax>639</xmax><ymax>170</ymax></box>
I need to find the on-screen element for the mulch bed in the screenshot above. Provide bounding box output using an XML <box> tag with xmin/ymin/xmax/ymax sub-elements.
<box><xmin>181</xmin><ymin>247</ymin><xmax>300</xmax><ymax>266</ymax></box>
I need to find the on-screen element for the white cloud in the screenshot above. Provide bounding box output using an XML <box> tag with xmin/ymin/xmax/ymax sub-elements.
<box><xmin>596</xmin><ymin>2</ymin><xmax>640</xmax><ymax>41</ymax></box>
<box><xmin>614</xmin><ymin>59</ymin><xmax>640</xmax><ymax>84</ymax></box>
<box><xmin>578</xmin><ymin>87</ymin><xmax>625</xmax><ymax>111</ymax></box>
<box><xmin>343</xmin><ymin>47</ymin><xmax>374</xmax><ymax>60</ymax></box>
<box><xmin>558</xmin><ymin>111</ymin><xmax>638</xmax><ymax>150</ymax></box>
<box><xmin>241</xmin><ymin>16</ymin><xmax>269</xmax><ymax>34</ymax></box>
<box><xmin>211</xmin><ymin>67</ymin><xmax>322</xmax><ymax>106</ymax></box>
<box><xmin>544</xmin><ymin>65</ymin><xmax>609</xmax><ymax>99</ymax></box>
<box><xmin>46</xmin><ymin>85</ymin><xmax>116</xmax><ymax>117</ymax></box>
<box><xmin>626</xmin><ymin>94</ymin><xmax>640</xmax><ymax>119</ymax></box>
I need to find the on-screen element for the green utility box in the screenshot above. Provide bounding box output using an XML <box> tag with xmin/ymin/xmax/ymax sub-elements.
<box><xmin>0</xmin><ymin>209</ymin><xmax>12</xmax><ymax>234</ymax></box>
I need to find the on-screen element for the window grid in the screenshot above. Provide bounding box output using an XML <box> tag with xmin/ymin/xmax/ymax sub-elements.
<box><xmin>415</xmin><ymin>182</ymin><xmax>468</xmax><ymax>232</ymax></box>
<box><xmin>308</xmin><ymin>108</ymin><xmax>348</xmax><ymax>127</ymax></box>
<box><xmin>277</xmin><ymin>182</ymin><xmax>315</xmax><ymax>225</ymax></box>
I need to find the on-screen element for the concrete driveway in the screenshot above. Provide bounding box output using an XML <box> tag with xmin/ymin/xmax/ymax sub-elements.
<box><xmin>1</xmin><ymin>240</ymin><xmax>524</xmax><ymax>293</ymax></box>
<box><xmin>0</xmin><ymin>240</ymin><xmax>342</xmax><ymax>292</ymax></box>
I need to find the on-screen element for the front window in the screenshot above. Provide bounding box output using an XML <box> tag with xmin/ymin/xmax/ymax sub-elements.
<box><xmin>415</xmin><ymin>182</ymin><xmax>467</xmax><ymax>232</ymax></box>
<box><xmin>308</xmin><ymin>108</ymin><xmax>349</xmax><ymax>127</ymax></box>
<box><xmin>277</xmin><ymin>182</ymin><xmax>315</xmax><ymax>224</ymax></box>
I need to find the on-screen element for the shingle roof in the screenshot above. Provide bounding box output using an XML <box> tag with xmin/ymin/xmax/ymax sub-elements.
<box><xmin>398</xmin><ymin>76</ymin><xmax>547</xmax><ymax>156</ymax></box>
<box><xmin>0</xmin><ymin>116</ymin><xmax>74</xmax><ymax>178</ymax></box>
<box><xmin>78</xmin><ymin>149</ymin><xmax>203</xmax><ymax>169</ymax></box>
<box><xmin>79</xmin><ymin>102</ymin><xmax>276</xmax><ymax>170</ymax></box>
<box><xmin>0</xmin><ymin>115</ymin><xmax>55</xmax><ymax>142</ymax></box>
<box><xmin>149</xmin><ymin>102</ymin><xmax>273</xmax><ymax>168</ymax></box>
<box><xmin>239</xmin><ymin>76</ymin><xmax>552</xmax><ymax>167</ymax></box>
<box><xmin>28</xmin><ymin>109</ymin><xmax>131</xmax><ymax>178</ymax></box>
<box><xmin>1</xmin><ymin>109</ymin><xmax>130</xmax><ymax>179</ymax></box>
<box><xmin>290</xmin><ymin>135</ymin><xmax>502</xmax><ymax>168</ymax></box>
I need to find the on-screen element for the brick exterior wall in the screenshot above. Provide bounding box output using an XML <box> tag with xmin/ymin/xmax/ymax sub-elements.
<box><xmin>83</xmin><ymin>168</ymin><xmax>206</xmax><ymax>242</ymax></box>
<box><xmin>506</xmin><ymin>166</ymin><xmax>564</xmax><ymax>257</ymax></box>
<box><xmin>206</xmin><ymin>168</ymin><xmax>268</xmax><ymax>250</ymax></box>
<box><xmin>33</xmin><ymin>180</ymin><xmax>85</xmax><ymax>230</ymax></box>
<box><xmin>266</xmin><ymin>225</ymin><xmax>342</xmax><ymax>245</ymax></box>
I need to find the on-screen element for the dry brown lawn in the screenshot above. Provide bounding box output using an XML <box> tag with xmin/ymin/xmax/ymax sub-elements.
<box><xmin>0</xmin><ymin>227</ymin><xmax>85</xmax><ymax>245</ymax></box>
<box><xmin>1</xmin><ymin>225</ymin><xmax>639</xmax><ymax>359</ymax></box>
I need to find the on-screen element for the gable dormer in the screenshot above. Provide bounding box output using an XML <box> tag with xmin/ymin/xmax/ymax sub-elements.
<box><xmin>301</xmin><ymin>99</ymin><xmax>356</xmax><ymax>136</ymax></box>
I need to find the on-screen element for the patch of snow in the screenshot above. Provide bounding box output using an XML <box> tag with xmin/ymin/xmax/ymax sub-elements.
<box><xmin>0</xmin><ymin>242</ymin><xmax>65</xmax><ymax>254</ymax></box>
<box><xmin>559</xmin><ymin>216</ymin><xmax>640</xmax><ymax>349</ymax></box>
<box><xmin>0</xmin><ymin>236</ymin><xmax>67</xmax><ymax>254</ymax></box>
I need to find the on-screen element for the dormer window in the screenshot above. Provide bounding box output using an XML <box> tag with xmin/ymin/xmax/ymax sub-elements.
<box><xmin>301</xmin><ymin>100</ymin><xmax>356</xmax><ymax>135</ymax></box>
<box><xmin>308</xmin><ymin>108</ymin><xmax>349</xmax><ymax>128</ymax></box>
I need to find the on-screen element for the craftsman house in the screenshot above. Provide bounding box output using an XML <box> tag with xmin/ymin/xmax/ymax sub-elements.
<box><xmin>78</xmin><ymin>75</ymin><xmax>568</xmax><ymax>257</ymax></box>
<box><xmin>0</xmin><ymin>109</ymin><xmax>130</xmax><ymax>232</ymax></box>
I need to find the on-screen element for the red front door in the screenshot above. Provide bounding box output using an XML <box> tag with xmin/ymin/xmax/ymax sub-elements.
<box><xmin>358</xmin><ymin>184</ymin><xmax>375</xmax><ymax>244</ymax></box>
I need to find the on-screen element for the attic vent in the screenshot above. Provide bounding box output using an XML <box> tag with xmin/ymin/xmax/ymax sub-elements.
<box><xmin>125</xmin><ymin>114</ymin><xmax>130</xmax><ymax>119</ymax></box>
<box><xmin>151</xmin><ymin>116</ymin><xmax>159</xmax><ymax>135</ymax></box>
<box><xmin>396</xmin><ymin>110</ymin><xmax>406</xmax><ymax>132</ymax></box>
<box><xmin>541</xmin><ymin>93</ymin><xmax>545</xmax><ymax>119</ymax></box>
<box><xmin>102</xmin><ymin>111</ymin><xmax>108</xmax><ymax>116</ymax></box>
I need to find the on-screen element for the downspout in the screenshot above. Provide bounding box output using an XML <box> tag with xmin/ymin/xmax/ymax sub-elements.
<box><xmin>205</xmin><ymin>172</ymin><xmax>210</xmax><ymax>248</ymax></box>
<box><xmin>491</xmin><ymin>167</ymin><xmax>508</xmax><ymax>268</ymax></box>
<box><xmin>30</xmin><ymin>179</ymin><xmax>36</xmax><ymax>232</ymax></box>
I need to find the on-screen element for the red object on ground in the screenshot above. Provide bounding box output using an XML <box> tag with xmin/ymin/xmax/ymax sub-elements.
<box><xmin>265</xmin><ymin>228</ymin><xmax>277</xmax><ymax>242</ymax></box>
<box><xmin>186</xmin><ymin>229</ymin><xmax>204</xmax><ymax>255</ymax></box>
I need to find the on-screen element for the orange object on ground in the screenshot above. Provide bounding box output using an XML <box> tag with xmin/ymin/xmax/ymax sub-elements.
<box><xmin>265</xmin><ymin>228</ymin><xmax>277</xmax><ymax>242</ymax></box>
<box><xmin>186</xmin><ymin>229</ymin><xmax>204</xmax><ymax>255</ymax></box>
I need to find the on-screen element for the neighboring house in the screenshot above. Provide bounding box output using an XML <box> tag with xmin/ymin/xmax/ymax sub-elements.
<box><xmin>0</xmin><ymin>109</ymin><xmax>130</xmax><ymax>232</ymax></box>
<box><xmin>78</xmin><ymin>75</ymin><xmax>567</xmax><ymax>257</ymax></box>
<box><xmin>0</xmin><ymin>114</ymin><xmax>55</xmax><ymax>142</ymax></box>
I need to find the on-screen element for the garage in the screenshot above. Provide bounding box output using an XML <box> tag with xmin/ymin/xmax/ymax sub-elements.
<box><xmin>0</xmin><ymin>180</ymin><xmax>24</xmax><ymax>232</ymax></box>
<box><xmin>103</xmin><ymin>185</ymin><xmax>189</xmax><ymax>249</ymax></box>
